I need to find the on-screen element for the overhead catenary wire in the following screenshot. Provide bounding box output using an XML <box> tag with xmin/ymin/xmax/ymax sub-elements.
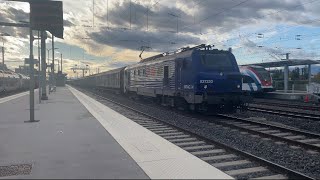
<box><xmin>199</xmin><ymin>0</ymin><xmax>320</xmax><ymax>50</ymax></box>
<box><xmin>66</xmin><ymin>0</ymin><xmax>320</xmax><ymax>64</ymax></box>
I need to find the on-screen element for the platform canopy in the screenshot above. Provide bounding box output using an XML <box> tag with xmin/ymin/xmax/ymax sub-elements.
<box><xmin>243</xmin><ymin>59</ymin><xmax>320</xmax><ymax>68</ymax></box>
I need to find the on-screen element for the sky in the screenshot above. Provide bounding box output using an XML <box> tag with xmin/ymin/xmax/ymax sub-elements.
<box><xmin>1</xmin><ymin>0</ymin><xmax>320</xmax><ymax>78</ymax></box>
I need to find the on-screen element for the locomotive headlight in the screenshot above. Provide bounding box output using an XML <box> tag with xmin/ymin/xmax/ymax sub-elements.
<box><xmin>204</xmin><ymin>85</ymin><xmax>208</xmax><ymax>89</ymax></box>
<box><xmin>237</xmin><ymin>84</ymin><xmax>241</xmax><ymax>89</ymax></box>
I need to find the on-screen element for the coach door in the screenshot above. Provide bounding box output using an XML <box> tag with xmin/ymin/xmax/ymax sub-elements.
<box><xmin>120</xmin><ymin>70</ymin><xmax>124</xmax><ymax>92</ymax></box>
<box><xmin>175</xmin><ymin>59</ymin><xmax>184</xmax><ymax>90</ymax></box>
<box><xmin>163</xmin><ymin>66</ymin><xmax>169</xmax><ymax>87</ymax></box>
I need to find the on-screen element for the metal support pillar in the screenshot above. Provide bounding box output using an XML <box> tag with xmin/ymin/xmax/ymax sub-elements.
<box><xmin>37</xmin><ymin>31</ymin><xmax>41</xmax><ymax>103</ymax></box>
<box><xmin>284</xmin><ymin>53</ymin><xmax>290</xmax><ymax>93</ymax></box>
<box><xmin>60</xmin><ymin>53</ymin><xmax>62</xmax><ymax>73</ymax></box>
<box><xmin>308</xmin><ymin>64</ymin><xmax>312</xmax><ymax>90</ymax></box>
<box><xmin>52</xmin><ymin>35</ymin><xmax>55</xmax><ymax>90</ymax></box>
<box><xmin>41</xmin><ymin>31</ymin><xmax>48</xmax><ymax>100</ymax></box>
<box><xmin>29</xmin><ymin>27</ymin><xmax>35</xmax><ymax>120</ymax></box>
<box><xmin>284</xmin><ymin>65</ymin><xmax>289</xmax><ymax>93</ymax></box>
<box><xmin>48</xmin><ymin>48</ymin><xmax>51</xmax><ymax>94</ymax></box>
<box><xmin>1</xmin><ymin>46</ymin><xmax>4</xmax><ymax>71</ymax></box>
<box><xmin>25</xmin><ymin>23</ymin><xmax>39</xmax><ymax>123</ymax></box>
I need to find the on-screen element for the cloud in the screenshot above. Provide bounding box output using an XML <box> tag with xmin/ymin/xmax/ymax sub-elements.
<box><xmin>89</xmin><ymin>27</ymin><xmax>202</xmax><ymax>52</ymax></box>
<box><xmin>0</xmin><ymin>6</ymin><xmax>29</xmax><ymax>39</ymax></box>
<box><xmin>88</xmin><ymin>0</ymin><xmax>318</xmax><ymax>53</ymax></box>
<box><xmin>2</xmin><ymin>0</ymin><xmax>320</xmax><ymax>75</ymax></box>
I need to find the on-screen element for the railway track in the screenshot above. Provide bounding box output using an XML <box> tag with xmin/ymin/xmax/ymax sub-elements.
<box><xmin>252</xmin><ymin>100</ymin><xmax>320</xmax><ymax>111</ymax></box>
<box><xmin>212</xmin><ymin>114</ymin><xmax>320</xmax><ymax>153</ymax></box>
<box><xmin>248</xmin><ymin>107</ymin><xmax>320</xmax><ymax>121</ymax></box>
<box><xmin>79</xmin><ymin>87</ymin><xmax>313</xmax><ymax>179</ymax></box>
<box><xmin>0</xmin><ymin>90</ymin><xmax>28</xmax><ymax>99</ymax></box>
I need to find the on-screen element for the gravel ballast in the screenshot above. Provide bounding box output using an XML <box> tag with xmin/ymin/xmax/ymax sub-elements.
<box><xmin>83</xmin><ymin>88</ymin><xmax>320</xmax><ymax>179</ymax></box>
<box><xmin>234</xmin><ymin>109</ymin><xmax>320</xmax><ymax>135</ymax></box>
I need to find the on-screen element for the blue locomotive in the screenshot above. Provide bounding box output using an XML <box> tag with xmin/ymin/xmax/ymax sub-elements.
<box><xmin>71</xmin><ymin>44</ymin><xmax>249</xmax><ymax>112</ymax></box>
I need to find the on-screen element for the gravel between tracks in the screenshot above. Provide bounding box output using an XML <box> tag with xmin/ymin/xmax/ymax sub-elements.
<box><xmin>250</xmin><ymin>103</ymin><xmax>320</xmax><ymax>116</ymax></box>
<box><xmin>85</xmin><ymin>89</ymin><xmax>320</xmax><ymax>179</ymax></box>
<box><xmin>253</xmin><ymin>98</ymin><xmax>319</xmax><ymax>107</ymax></box>
<box><xmin>234</xmin><ymin>109</ymin><xmax>320</xmax><ymax>135</ymax></box>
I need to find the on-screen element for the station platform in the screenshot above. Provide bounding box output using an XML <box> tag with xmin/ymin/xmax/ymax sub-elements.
<box><xmin>266</xmin><ymin>91</ymin><xmax>307</xmax><ymax>101</ymax></box>
<box><xmin>263</xmin><ymin>91</ymin><xmax>319</xmax><ymax>103</ymax></box>
<box><xmin>0</xmin><ymin>86</ymin><xmax>232</xmax><ymax>179</ymax></box>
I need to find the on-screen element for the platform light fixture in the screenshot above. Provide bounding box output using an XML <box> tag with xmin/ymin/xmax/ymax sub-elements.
<box><xmin>0</xmin><ymin>32</ymin><xmax>10</xmax><ymax>71</ymax></box>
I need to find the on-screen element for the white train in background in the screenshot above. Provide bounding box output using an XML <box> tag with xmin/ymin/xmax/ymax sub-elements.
<box><xmin>240</xmin><ymin>65</ymin><xmax>275</xmax><ymax>93</ymax></box>
<box><xmin>0</xmin><ymin>70</ymin><xmax>30</xmax><ymax>93</ymax></box>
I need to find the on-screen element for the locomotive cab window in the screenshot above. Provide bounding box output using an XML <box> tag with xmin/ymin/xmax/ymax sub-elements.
<box><xmin>252</xmin><ymin>67</ymin><xmax>271</xmax><ymax>81</ymax></box>
<box><xmin>201</xmin><ymin>54</ymin><xmax>233</xmax><ymax>70</ymax></box>
<box><xmin>242</xmin><ymin>75</ymin><xmax>255</xmax><ymax>83</ymax></box>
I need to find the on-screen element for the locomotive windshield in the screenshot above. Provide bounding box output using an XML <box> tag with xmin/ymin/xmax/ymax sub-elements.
<box><xmin>253</xmin><ymin>67</ymin><xmax>271</xmax><ymax>81</ymax></box>
<box><xmin>200</xmin><ymin>54</ymin><xmax>234</xmax><ymax>71</ymax></box>
<box><xmin>242</xmin><ymin>75</ymin><xmax>255</xmax><ymax>83</ymax></box>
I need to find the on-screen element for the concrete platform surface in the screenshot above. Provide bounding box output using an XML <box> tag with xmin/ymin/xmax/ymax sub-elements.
<box><xmin>69</xmin><ymin>86</ymin><xmax>233</xmax><ymax>179</ymax></box>
<box><xmin>0</xmin><ymin>91</ymin><xmax>29</xmax><ymax>104</ymax></box>
<box><xmin>0</xmin><ymin>87</ymin><xmax>233</xmax><ymax>179</ymax></box>
<box><xmin>265</xmin><ymin>91</ymin><xmax>308</xmax><ymax>101</ymax></box>
<box><xmin>0</xmin><ymin>88</ymin><xmax>148</xmax><ymax>179</ymax></box>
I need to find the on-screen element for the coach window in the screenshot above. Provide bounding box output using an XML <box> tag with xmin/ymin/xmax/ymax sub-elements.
<box><xmin>163</xmin><ymin>66</ymin><xmax>169</xmax><ymax>86</ymax></box>
<box><xmin>143</xmin><ymin>69</ymin><xmax>146</xmax><ymax>76</ymax></box>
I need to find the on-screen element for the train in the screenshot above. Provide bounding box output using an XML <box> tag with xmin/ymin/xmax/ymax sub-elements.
<box><xmin>0</xmin><ymin>70</ymin><xmax>31</xmax><ymax>94</ymax></box>
<box><xmin>70</xmin><ymin>44</ymin><xmax>251</xmax><ymax>112</ymax></box>
<box><xmin>240</xmin><ymin>65</ymin><xmax>274</xmax><ymax>93</ymax></box>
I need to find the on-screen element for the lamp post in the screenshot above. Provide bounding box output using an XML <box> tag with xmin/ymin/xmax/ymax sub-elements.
<box><xmin>85</xmin><ymin>64</ymin><xmax>90</xmax><ymax>76</ymax></box>
<box><xmin>47</xmin><ymin>48</ymin><xmax>59</xmax><ymax>67</ymax></box>
<box><xmin>60</xmin><ymin>53</ymin><xmax>63</xmax><ymax>73</ymax></box>
<box><xmin>47</xmin><ymin>47</ymin><xmax>58</xmax><ymax>93</ymax></box>
<box><xmin>0</xmin><ymin>33</ymin><xmax>10</xmax><ymax>71</ymax></box>
<box><xmin>54</xmin><ymin>51</ymin><xmax>63</xmax><ymax>73</ymax></box>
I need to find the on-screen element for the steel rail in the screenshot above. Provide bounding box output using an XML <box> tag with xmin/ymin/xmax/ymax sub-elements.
<box><xmin>248</xmin><ymin>107</ymin><xmax>320</xmax><ymax>121</ymax></box>
<box><xmin>78</xmin><ymin>87</ymin><xmax>314</xmax><ymax>180</ymax></box>
<box><xmin>213</xmin><ymin>114</ymin><xmax>320</xmax><ymax>152</ymax></box>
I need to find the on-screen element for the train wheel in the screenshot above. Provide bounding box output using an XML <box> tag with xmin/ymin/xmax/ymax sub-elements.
<box><xmin>206</xmin><ymin>105</ymin><xmax>221</xmax><ymax>114</ymax></box>
<box><xmin>221</xmin><ymin>104</ymin><xmax>237</xmax><ymax>113</ymax></box>
<box><xmin>188</xmin><ymin>104</ymin><xmax>196</xmax><ymax>113</ymax></box>
<box><xmin>174</xmin><ymin>97</ymin><xmax>188</xmax><ymax>111</ymax></box>
<box><xmin>195</xmin><ymin>103</ymin><xmax>208</xmax><ymax>113</ymax></box>
<box><xmin>152</xmin><ymin>96</ymin><xmax>161</xmax><ymax>105</ymax></box>
<box><xmin>240</xmin><ymin>102</ymin><xmax>249</xmax><ymax>112</ymax></box>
